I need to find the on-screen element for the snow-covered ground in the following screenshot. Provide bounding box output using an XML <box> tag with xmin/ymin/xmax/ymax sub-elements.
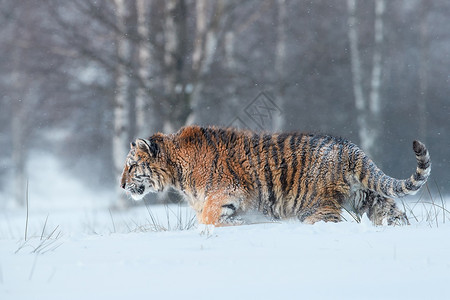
<box><xmin>1</xmin><ymin>154</ymin><xmax>449</xmax><ymax>300</ymax></box>
<box><xmin>1</xmin><ymin>202</ymin><xmax>450</xmax><ymax>300</ymax></box>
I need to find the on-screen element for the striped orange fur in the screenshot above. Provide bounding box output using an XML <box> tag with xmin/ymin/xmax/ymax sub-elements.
<box><xmin>120</xmin><ymin>126</ymin><xmax>431</xmax><ymax>226</ymax></box>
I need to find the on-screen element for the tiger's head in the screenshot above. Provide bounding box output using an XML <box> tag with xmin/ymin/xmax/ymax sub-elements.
<box><xmin>120</xmin><ymin>137</ymin><xmax>171</xmax><ymax>200</ymax></box>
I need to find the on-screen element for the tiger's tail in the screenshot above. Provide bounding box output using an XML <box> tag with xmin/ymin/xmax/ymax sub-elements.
<box><xmin>358</xmin><ymin>140</ymin><xmax>431</xmax><ymax>198</ymax></box>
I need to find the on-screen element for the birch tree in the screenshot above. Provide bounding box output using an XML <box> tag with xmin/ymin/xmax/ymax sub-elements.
<box><xmin>10</xmin><ymin>26</ymin><xmax>27</xmax><ymax>207</ymax></box>
<box><xmin>8</xmin><ymin>4</ymin><xmax>43</xmax><ymax>207</ymax></box>
<box><xmin>135</xmin><ymin>0</ymin><xmax>154</xmax><ymax>137</ymax></box>
<box><xmin>113</xmin><ymin>0</ymin><xmax>133</xmax><ymax>205</ymax></box>
<box><xmin>347</xmin><ymin>0</ymin><xmax>385</xmax><ymax>160</ymax></box>
<box><xmin>273</xmin><ymin>0</ymin><xmax>287</xmax><ymax>131</ymax></box>
<box><xmin>187</xmin><ymin>0</ymin><xmax>226</xmax><ymax>125</ymax></box>
<box><xmin>11</xmin><ymin>95</ymin><xmax>27</xmax><ymax>207</ymax></box>
<box><xmin>224</xmin><ymin>30</ymin><xmax>239</xmax><ymax>111</ymax></box>
<box><xmin>162</xmin><ymin>0</ymin><xmax>188</xmax><ymax>133</ymax></box>
<box><xmin>418</xmin><ymin>2</ymin><xmax>430</xmax><ymax>142</ymax></box>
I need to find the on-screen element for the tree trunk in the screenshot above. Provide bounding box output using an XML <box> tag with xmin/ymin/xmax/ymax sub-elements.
<box><xmin>224</xmin><ymin>31</ymin><xmax>236</xmax><ymax>71</ymax></box>
<box><xmin>11</xmin><ymin>24</ymin><xmax>29</xmax><ymax>207</ymax></box>
<box><xmin>113</xmin><ymin>0</ymin><xmax>133</xmax><ymax>206</ymax></box>
<box><xmin>347</xmin><ymin>0</ymin><xmax>385</xmax><ymax>160</ymax></box>
<box><xmin>163</xmin><ymin>0</ymin><xmax>189</xmax><ymax>133</ymax></box>
<box><xmin>186</xmin><ymin>0</ymin><xmax>207</xmax><ymax>127</ymax></box>
<box><xmin>135</xmin><ymin>0</ymin><xmax>153</xmax><ymax>137</ymax></box>
<box><xmin>192</xmin><ymin>0</ymin><xmax>207</xmax><ymax>74</ymax></box>
<box><xmin>186</xmin><ymin>0</ymin><xmax>224</xmax><ymax>126</ymax></box>
<box><xmin>224</xmin><ymin>30</ymin><xmax>240</xmax><ymax>124</ymax></box>
<box><xmin>367</xmin><ymin>0</ymin><xmax>385</xmax><ymax>159</ymax></box>
<box><xmin>12</xmin><ymin>98</ymin><xmax>26</xmax><ymax>207</ymax></box>
<box><xmin>347</xmin><ymin>0</ymin><xmax>368</xmax><ymax>147</ymax></box>
<box><xmin>273</xmin><ymin>0</ymin><xmax>287</xmax><ymax>131</ymax></box>
<box><xmin>418</xmin><ymin>2</ymin><xmax>430</xmax><ymax>142</ymax></box>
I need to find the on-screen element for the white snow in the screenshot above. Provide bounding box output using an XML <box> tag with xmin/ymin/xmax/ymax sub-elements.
<box><xmin>1</xmin><ymin>154</ymin><xmax>449</xmax><ymax>300</ymax></box>
<box><xmin>1</xmin><ymin>203</ymin><xmax>450</xmax><ymax>300</ymax></box>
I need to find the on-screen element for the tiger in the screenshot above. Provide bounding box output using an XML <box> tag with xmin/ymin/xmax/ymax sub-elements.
<box><xmin>120</xmin><ymin>125</ymin><xmax>431</xmax><ymax>226</ymax></box>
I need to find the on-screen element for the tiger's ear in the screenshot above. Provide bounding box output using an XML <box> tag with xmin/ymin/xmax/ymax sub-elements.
<box><xmin>135</xmin><ymin>138</ymin><xmax>159</xmax><ymax>157</ymax></box>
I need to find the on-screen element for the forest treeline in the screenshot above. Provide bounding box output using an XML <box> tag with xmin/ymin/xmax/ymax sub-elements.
<box><xmin>1</xmin><ymin>0</ymin><xmax>449</xmax><ymax>206</ymax></box>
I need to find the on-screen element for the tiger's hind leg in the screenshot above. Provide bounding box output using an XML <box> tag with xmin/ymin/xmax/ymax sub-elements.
<box><xmin>299</xmin><ymin>198</ymin><xmax>342</xmax><ymax>224</ymax></box>
<box><xmin>359</xmin><ymin>191</ymin><xmax>409</xmax><ymax>226</ymax></box>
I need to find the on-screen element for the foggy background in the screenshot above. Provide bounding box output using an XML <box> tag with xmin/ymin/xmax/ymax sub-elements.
<box><xmin>1</xmin><ymin>0</ymin><xmax>449</xmax><ymax>209</ymax></box>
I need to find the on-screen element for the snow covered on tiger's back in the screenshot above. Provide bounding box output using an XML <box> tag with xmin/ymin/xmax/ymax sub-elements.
<box><xmin>120</xmin><ymin>125</ymin><xmax>431</xmax><ymax>226</ymax></box>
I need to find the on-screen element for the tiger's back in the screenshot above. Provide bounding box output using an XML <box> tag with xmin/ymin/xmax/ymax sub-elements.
<box><xmin>121</xmin><ymin>126</ymin><xmax>431</xmax><ymax>226</ymax></box>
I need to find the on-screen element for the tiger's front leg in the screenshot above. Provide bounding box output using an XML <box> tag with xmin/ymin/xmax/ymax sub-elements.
<box><xmin>200</xmin><ymin>192</ymin><xmax>242</xmax><ymax>226</ymax></box>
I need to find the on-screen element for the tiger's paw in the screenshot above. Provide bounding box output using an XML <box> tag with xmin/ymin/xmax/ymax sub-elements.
<box><xmin>218</xmin><ymin>215</ymin><xmax>245</xmax><ymax>226</ymax></box>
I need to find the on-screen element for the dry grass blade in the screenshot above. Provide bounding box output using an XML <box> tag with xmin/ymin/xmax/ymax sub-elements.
<box><xmin>29</xmin><ymin>255</ymin><xmax>38</xmax><ymax>281</ymax></box>
<box><xmin>401</xmin><ymin>199</ymin><xmax>418</xmax><ymax>223</ymax></box>
<box><xmin>139</xmin><ymin>202</ymin><xmax>196</xmax><ymax>232</ymax></box>
<box><xmin>108</xmin><ymin>209</ymin><xmax>116</xmax><ymax>233</ymax></box>
<box><xmin>425</xmin><ymin>183</ymin><xmax>439</xmax><ymax>228</ymax></box>
<box><xmin>341</xmin><ymin>204</ymin><xmax>361</xmax><ymax>223</ymax></box>
<box><xmin>25</xmin><ymin>180</ymin><xmax>29</xmax><ymax>241</ymax></box>
<box><xmin>15</xmin><ymin>213</ymin><xmax>64</xmax><ymax>255</ymax></box>
<box><xmin>434</xmin><ymin>178</ymin><xmax>446</xmax><ymax>224</ymax></box>
<box><xmin>419</xmin><ymin>202</ymin><xmax>450</xmax><ymax>215</ymax></box>
<box><xmin>32</xmin><ymin>225</ymin><xmax>63</xmax><ymax>254</ymax></box>
<box><xmin>40</xmin><ymin>214</ymin><xmax>49</xmax><ymax>241</ymax></box>
<box><xmin>403</xmin><ymin>182</ymin><xmax>450</xmax><ymax>227</ymax></box>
